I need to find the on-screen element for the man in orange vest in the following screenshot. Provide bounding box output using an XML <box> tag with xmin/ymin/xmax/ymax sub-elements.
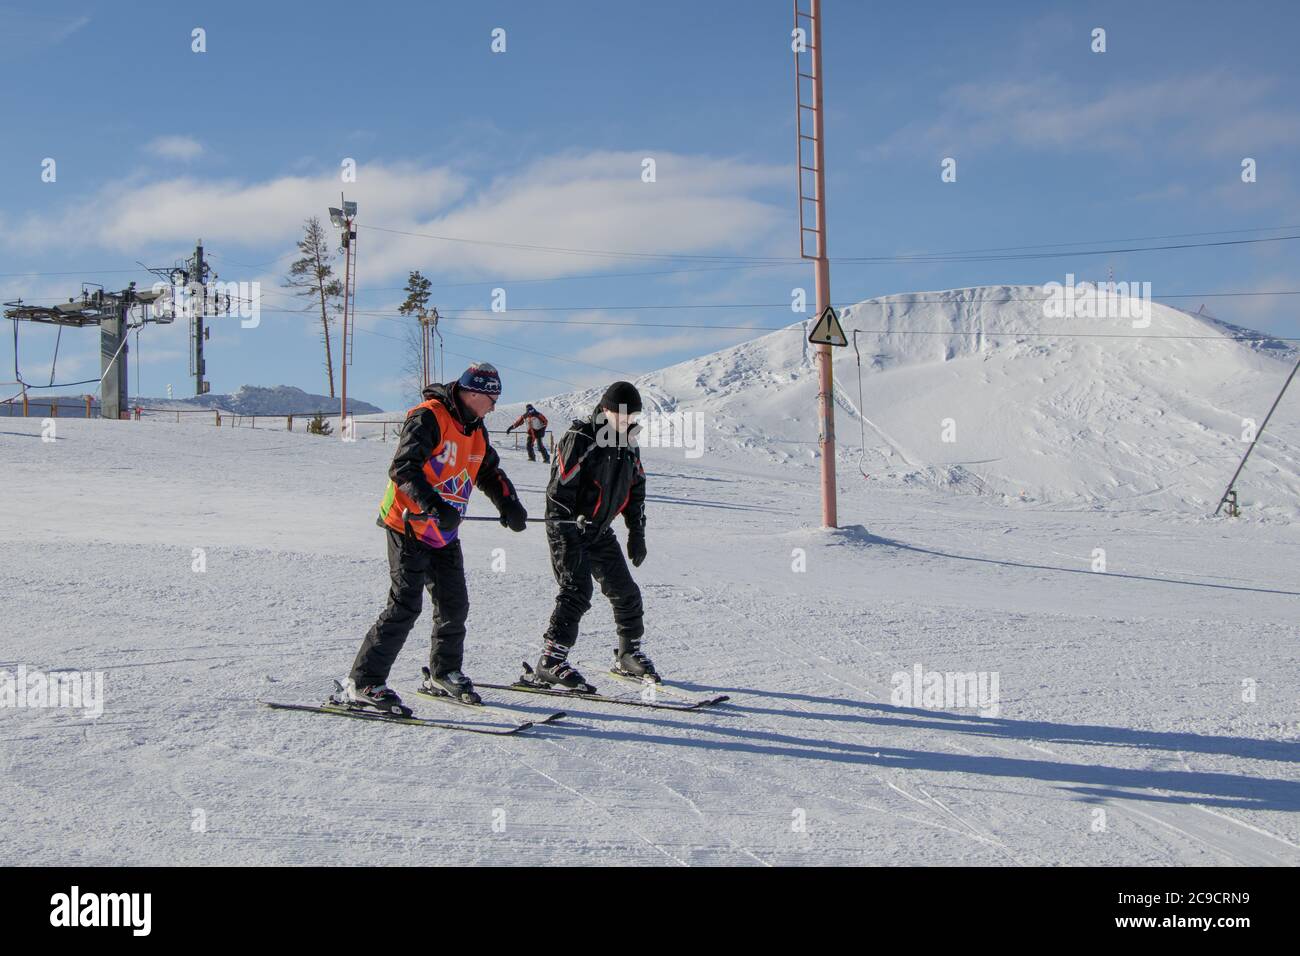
<box><xmin>344</xmin><ymin>362</ymin><xmax>528</xmax><ymax>712</ymax></box>
<box><xmin>506</xmin><ymin>403</ymin><xmax>550</xmax><ymax>463</ymax></box>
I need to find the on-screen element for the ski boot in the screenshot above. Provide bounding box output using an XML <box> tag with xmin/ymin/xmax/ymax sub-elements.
<box><xmin>612</xmin><ymin>646</ymin><xmax>660</xmax><ymax>684</ymax></box>
<box><xmin>334</xmin><ymin>678</ymin><xmax>411</xmax><ymax>717</ymax></box>
<box><xmin>419</xmin><ymin>666</ymin><xmax>482</xmax><ymax>705</ymax></box>
<box><xmin>525</xmin><ymin>640</ymin><xmax>596</xmax><ymax>693</ymax></box>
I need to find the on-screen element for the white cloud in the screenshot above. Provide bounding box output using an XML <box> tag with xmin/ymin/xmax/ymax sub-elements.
<box><xmin>146</xmin><ymin>136</ymin><xmax>206</xmax><ymax>161</ymax></box>
<box><xmin>350</xmin><ymin>151</ymin><xmax>785</xmax><ymax>283</ymax></box>
<box><xmin>4</xmin><ymin>152</ymin><xmax>785</xmax><ymax>289</ymax></box>
<box><xmin>872</xmin><ymin>70</ymin><xmax>1300</xmax><ymax>160</ymax></box>
<box><xmin>7</xmin><ymin>162</ymin><xmax>468</xmax><ymax>254</ymax></box>
<box><xmin>0</xmin><ymin>11</ymin><xmax>90</xmax><ymax>51</ymax></box>
<box><xmin>51</xmin><ymin>14</ymin><xmax>90</xmax><ymax>43</ymax></box>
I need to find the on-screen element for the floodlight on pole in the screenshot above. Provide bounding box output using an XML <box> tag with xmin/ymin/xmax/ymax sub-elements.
<box><xmin>333</xmin><ymin>196</ymin><xmax>359</xmax><ymax>434</ymax></box>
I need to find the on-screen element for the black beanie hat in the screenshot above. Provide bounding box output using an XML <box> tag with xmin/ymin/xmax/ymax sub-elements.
<box><xmin>599</xmin><ymin>381</ymin><xmax>642</xmax><ymax>414</ymax></box>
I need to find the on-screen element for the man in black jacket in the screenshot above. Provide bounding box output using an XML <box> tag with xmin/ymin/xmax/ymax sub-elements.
<box><xmin>532</xmin><ymin>381</ymin><xmax>655</xmax><ymax>690</ymax></box>
<box><xmin>345</xmin><ymin>363</ymin><xmax>528</xmax><ymax>712</ymax></box>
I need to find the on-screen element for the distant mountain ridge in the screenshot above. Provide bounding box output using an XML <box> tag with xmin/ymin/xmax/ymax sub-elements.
<box><xmin>136</xmin><ymin>385</ymin><xmax>383</xmax><ymax>416</ymax></box>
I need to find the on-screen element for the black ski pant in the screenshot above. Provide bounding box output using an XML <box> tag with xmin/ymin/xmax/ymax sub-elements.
<box><xmin>350</xmin><ymin>528</ymin><xmax>469</xmax><ymax>686</ymax></box>
<box><xmin>543</xmin><ymin>524</ymin><xmax>643</xmax><ymax>651</ymax></box>
<box><xmin>527</xmin><ymin>428</ymin><xmax>550</xmax><ymax>463</ymax></box>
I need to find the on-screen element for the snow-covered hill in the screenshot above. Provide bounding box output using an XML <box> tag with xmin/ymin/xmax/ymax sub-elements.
<box><xmin>500</xmin><ymin>285</ymin><xmax>1300</xmax><ymax>517</ymax></box>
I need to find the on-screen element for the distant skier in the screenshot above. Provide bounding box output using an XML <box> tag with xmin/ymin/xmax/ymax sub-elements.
<box><xmin>506</xmin><ymin>403</ymin><xmax>550</xmax><ymax>463</ymax></box>
<box><xmin>530</xmin><ymin>381</ymin><xmax>653</xmax><ymax>690</ymax></box>
<box><xmin>344</xmin><ymin>362</ymin><xmax>528</xmax><ymax>713</ymax></box>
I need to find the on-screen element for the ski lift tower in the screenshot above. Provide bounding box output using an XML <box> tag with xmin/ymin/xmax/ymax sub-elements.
<box><xmin>143</xmin><ymin>240</ymin><xmax>233</xmax><ymax>397</ymax></box>
<box><xmin>4</xmin><ymin>283</ymin><xmax>172</xmax><ymax>419</ymax></box>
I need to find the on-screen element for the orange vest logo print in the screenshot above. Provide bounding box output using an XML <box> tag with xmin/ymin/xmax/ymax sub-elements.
<box><xmin>378</xmin><ymin>398</ymin><xmax>488</xmax><ymax>548</ymax></box>
<box><xmin>435</xmin><ymin>468</ymin><xmax>474</xmax><ymax>514</ymax></box>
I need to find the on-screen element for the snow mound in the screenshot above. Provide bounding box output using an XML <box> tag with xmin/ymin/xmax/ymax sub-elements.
<box><xmin>505</xmin><ymin>285</ymin><xmax>1300</xmax><ymax>516</ymax></box>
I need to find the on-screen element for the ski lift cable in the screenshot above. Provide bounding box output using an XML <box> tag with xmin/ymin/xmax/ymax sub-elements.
<box><xmin>0</xmin><ymin>223</ymin><xmax>1296</xmax><ymax>282</ymax></box>
<box><xmin>360</xmin><ymin>222</ymin><xmax>1300</xmax><ymax>265</ymax></box>
<box><xmin>4</xmin><ymin>311</ymin><xmax>138</xmax><ymax>405</ymax></box>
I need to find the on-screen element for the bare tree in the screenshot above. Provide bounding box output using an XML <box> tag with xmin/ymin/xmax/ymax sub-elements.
<box><xmin>399</xmin><ymin>322</ymin><xmax>426</xmax><ymax>405</ymax></box>
<box><xmin>285</xmin><ymin>217</ymin><xmax>342</xmax><ymax>398</ymax></box>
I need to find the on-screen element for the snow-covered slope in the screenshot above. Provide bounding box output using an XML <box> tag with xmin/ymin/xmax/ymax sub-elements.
<box><xmin>2</xmin><ymin>410</ymin><xmax>1297</xmax><ymax>866</ymax></box>
<box><xmin>501</xmin><ymin>286</ymin><xmax>1300</xmax><ymax>517</ymax></box>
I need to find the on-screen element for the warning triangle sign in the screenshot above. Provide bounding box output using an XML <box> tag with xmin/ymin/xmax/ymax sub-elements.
<box><xmin>808</xmin><ymin>305</ymin><xmax>847</xmax><ymax>347</ymax></box>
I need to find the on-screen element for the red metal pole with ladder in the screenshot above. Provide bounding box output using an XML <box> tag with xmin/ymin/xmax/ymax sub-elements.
<box><xmin>794</xmin><ymin>0</ymin><xmax>837</xmax><ymax>527</ymax></box>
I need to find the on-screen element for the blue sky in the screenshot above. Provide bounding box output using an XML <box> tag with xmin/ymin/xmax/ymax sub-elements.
<box><xmin>2</xmin><ymin>0</ymin><xmax>1297</xmax><ymax>409</ymax></box>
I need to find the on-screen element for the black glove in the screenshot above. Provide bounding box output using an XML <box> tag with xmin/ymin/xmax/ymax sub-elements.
<box><xmin>429</xmin><ymin>497</ymin><xmax>462</xmax><ymax>532</ymax></box>
<box><xmin>499</xmin><ymin>497</ymin><xmax>528</xmax><ymax>532</ymax></box>
<box><xmin>627</xmin><ymin>530</ymin><xmax>647</xmax><ymax>567</ymax></box>
<box><xmin>505</xmin><ymin>426</ymin><xmax>514</xmax><ymax>434</ymax></box>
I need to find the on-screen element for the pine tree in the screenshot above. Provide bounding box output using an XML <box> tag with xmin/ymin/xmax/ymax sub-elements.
<box><xmin>285</xmin><ymin>217</ymin><xmax>342</xmax><ymax>398</ymax></box>
<box><xmin>398</xmin><ymin>270</ymin><xmax>435</xmax><ymax>397</ymax></box>
<box><xmin>398</xmin><ymin>270</ymin><xmax>432</xmax><ymax>318</ymax></box>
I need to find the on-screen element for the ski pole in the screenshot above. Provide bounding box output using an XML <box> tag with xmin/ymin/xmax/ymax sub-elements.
<box><xmin>447</xmin><ymin>516</ymin><xmax>585</xmax><ymax>525</ymax></box>
<box><xmin>402</xmin><ymin>509</ymin><xmax>586</xmax><ymax>528</ymax></box>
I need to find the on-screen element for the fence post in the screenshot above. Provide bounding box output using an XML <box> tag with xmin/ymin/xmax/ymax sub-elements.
<box><xmin>51</xmin><ymin>400</ymin><xmax>58</xmax><ymax>418</ymax></box>
<box><xmin>85</xmin><ymin>396</ymin><xmax>92</xmax><ymax>417</ymax></box>
<box><xmin>215</xmin><ymin>411</ymin><xmax>221</xmax><ymax>427</ymax></box>
<box><xmin>288</xmin><ymin>415</ymin><xmax>293</xmax><ymax>432</ymax></box>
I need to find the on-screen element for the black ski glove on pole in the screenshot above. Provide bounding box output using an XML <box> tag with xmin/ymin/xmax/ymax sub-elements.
<box><xmin>627</xmin><ymin>530</ymin><xmax>647</xmax><ymax>567</ymax></box>
<box><xmin>499</xmin><ymin>498</ymin><xmax>528</xmax><ymax>532</ymax></box>
<box><xmin>430</xmin><ymin>496</ymin><xmax>462</xmax><ymax>532</ymax></box>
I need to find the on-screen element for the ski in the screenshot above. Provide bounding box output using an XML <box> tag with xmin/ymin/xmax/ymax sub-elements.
<box><xmin>478</xmin><ymin>670</ymin><xmax>730</xmax><ymax>713</ymax></box>
<box><xmin>260</xmin><ymin>700</ymin><xmax>537</xmax><ymax>736</ymax></box>
<box><xmin>414</xmin><ymin>687</ymin><xmax>567</xmax><ymax>725</ymax></box>
<box><xmin>603</xmin><ymin>668</ymin><xmax>731</xmax><ymax>706</ymax></box>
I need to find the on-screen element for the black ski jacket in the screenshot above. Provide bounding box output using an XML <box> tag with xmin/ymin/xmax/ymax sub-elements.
<box><xmin>379</xmin><ymin>382</ymin><xmax>519</xmax><ymax>528</ymax></box>
<box><xmin>546</xmin><ymin>407</ymin><xmax>646</xmax><ymax>536</ymax></box>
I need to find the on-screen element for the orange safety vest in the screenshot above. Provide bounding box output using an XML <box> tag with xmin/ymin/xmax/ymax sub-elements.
<box><xmin>378</xmin><ymin>396</ymin><xmax>489</xmax><ymax>548</ymax></box>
